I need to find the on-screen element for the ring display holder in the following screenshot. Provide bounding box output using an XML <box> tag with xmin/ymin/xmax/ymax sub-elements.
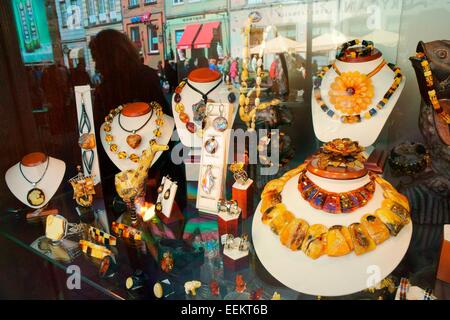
<box><xmin>252</xmin><ymin>172</ymin><xmax>413</xmax><ymax>296</ymax></box>
<box><xmin>196</xmin><ymin>103</ymin><xmax>234</xmax><ymax>214</ymax></box>
<box><xmin>232</xmin><ymin>179</ymin><xmax>254</xmax><ymax>220</ymax></box>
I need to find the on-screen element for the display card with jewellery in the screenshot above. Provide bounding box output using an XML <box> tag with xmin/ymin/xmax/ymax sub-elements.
<box><xmin>75</xmin><ymin>85</ymin><xmax>101</xmax><ymax>185</ymax></box>
<box><xmin>196</xmin><ymin>102</ymin><xmax>234</xmax><ymax>214</ymax></box>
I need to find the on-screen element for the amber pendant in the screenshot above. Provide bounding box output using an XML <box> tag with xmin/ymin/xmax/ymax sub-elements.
<box><xmin>126</xmin><ymin>134</ymin><xmax>142</xmax><ymax>149</ymax></box>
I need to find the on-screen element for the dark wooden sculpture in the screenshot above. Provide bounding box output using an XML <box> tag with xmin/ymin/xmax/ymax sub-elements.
<box><xmin>404</xmin><ymin>40</ymin><xmax>450</xmax><ymax>224</ymax></box>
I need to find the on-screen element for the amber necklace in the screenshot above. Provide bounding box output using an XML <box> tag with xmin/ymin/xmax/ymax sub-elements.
<box><xmin>19</xmin><ymin>157</ymin><xmax>50</xmax><ymax>206</ymax></box>
<box><xmin>118</xmin><ymin>107</ymin><xmax>154</xmax><ymax>149</ymax></box>
<box><xmin>103</xmin><ymin>102</ymin><xmax>165</xmax><ymax>163</ymax></box>
<box><xmin>315</xmin><ymin>60</ymin><xmax>402</xmax><ymax>123</ymax></box>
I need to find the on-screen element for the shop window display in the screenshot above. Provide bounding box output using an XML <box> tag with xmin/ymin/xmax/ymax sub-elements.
<box><xmin>0</xmin><ymin>0</ymin><xmax>449</xmax><ymax>302</ymax></box>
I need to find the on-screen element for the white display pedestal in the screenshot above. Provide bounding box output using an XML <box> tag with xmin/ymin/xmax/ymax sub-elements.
<box><xmin>252</xmin><ymin>172</ymin><xmax>412</xmax><ymax>296</ymax></box>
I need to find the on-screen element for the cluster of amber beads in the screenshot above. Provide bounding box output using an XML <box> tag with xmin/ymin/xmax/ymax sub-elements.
<box><xmin>173</xmin><ymin>81</ymin><xmax>204</xmax><ymax>137</ymax></box>
<box><xmin>298</xmin><ymin>171</ymin><xmax>375</xmax><ymax>214</ymax></box>
<box><xmin>103</xmin><ymin>102</ymin><xmax>165</xmax><ymax>163</ymax></box>
<box><xmin>414</xmin><ymin>52</ymin><xmax>450</xmax><ymax>124</ymax></box>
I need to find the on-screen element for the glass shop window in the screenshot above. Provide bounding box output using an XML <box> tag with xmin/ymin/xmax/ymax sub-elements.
<box><xmin>148</xmin><ymin>24</ymin><xmax>159</xmax><ymax>54</ymax></box>
<box><xmin>59</xmin><ymin>1</ymin><xmax>68</xmax><ymax>28</ymax></box>
<box><xmin>129</xmin><ymin>26</ymin><xmax>140</xmax><ymax>47</ymax></box>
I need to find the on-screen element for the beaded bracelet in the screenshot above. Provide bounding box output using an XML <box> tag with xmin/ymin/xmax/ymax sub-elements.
<box><xmin>388</xmin><ymin>142</ymin><xmax>430</xmax><ymax>176</ymax></box>
<box><xmin>336</xmin><ymin>39</ymin><xmax>374</xmax><ymax>60</ymax></box>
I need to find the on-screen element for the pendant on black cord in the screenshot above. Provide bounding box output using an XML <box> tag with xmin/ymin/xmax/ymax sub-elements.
<box><xmin>126</xmin><ymin>132</ymin><xmax>142</xmax><ymax>149</ymax></box>
<box><xmin>192</xmin><ymin>100</ymin><xmax>207</xmax><ymax>124</ymax></box>
<box><xmin>27</xmin><ymin>187</ymin><xmax>45</xmax><ymax>206</ymax></box>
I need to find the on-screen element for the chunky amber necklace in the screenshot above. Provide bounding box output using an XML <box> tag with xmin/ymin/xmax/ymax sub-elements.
<box><xmin>297</xmin><ymin>171</ymin><xmax>375</xmax><ymax>214</ymax></box>
<box><xmin>414</xmin><ymin>52</ymin><xmax>450</xmax><ymax>124</ymax></box>
<box><xmin>103</xmin><ymin>102</ymin><xmax>165</xmax><ymax>163</ymax></box>
<box><xmin>315</xmin><ymin>61</ymin><xmax>402</xmax><ymax>123</ymax></box>
<box><xmin>260</xmin><ymin>163</ymin><xmax>411</xmax><ymax>259</ymax></box>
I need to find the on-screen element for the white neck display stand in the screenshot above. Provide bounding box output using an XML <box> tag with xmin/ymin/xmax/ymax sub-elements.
<box><xmin>100</xmin><ymin>106</ymin><xmax>174</xmax><ymax>172</ymax></box>
<box><xmin>312</xmin><ymin>55</ymin><xmax>406</xmax><ymax>147</ymax></box>
<box><xmin>74</xmin><ymin>85</ymin><xmax>101</xmax><ymax>185</ymax></box>
<box><xmin>172</xmin><ymin>70</ymin><xmax>237</xmax><ymax>182</ymax></box>
<box><xmin>5</xmin><ymin>156</ymin><xmax>66</xmax><ymax>209</ymax></box>
<box><xmin>252</xmin><ymin>171</ymin><xmax>412</xmax><ymax>296</ymax></box>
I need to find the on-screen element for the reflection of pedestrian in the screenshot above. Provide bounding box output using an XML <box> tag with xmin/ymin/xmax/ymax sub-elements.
<box><xmin>89</xmin><ymin>30</ymin><xmax>168</xmax><ymax>117</ymax></box>
<box><xmin>70</xmin><ymin>59</ymin><xmax>91</xmax><ymax>86</ymax></box>
<box><xmin>89</xmin><ymin>29</ymin><xmax>186</xmax><ymax>211</ymax></box>
<box><xmin>230</xmin><ymin>58</ymin><xmax>239</xmax><ymax>83</ymax></box>
<box><xmin>165</xmin><ymin>59</ymin><xmax>178</xmax><ymax>93</ymax></box>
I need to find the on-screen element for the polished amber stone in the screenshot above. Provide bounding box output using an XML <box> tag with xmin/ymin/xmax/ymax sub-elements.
<box><xmin>103</xmin><ymin>124</ymin><xmax>111</xmax><ymax>132</ymax></box>
<box><xmin>110</xmin><ymin>144</ymin><xmax>118</xmax><ymax>152</ymax></box>
<box><xmin>155</xmin><ymin>118</ymin><xmax>165</xmax><ymax>126</ymax></box>
<box><xmin>118</xmin><ymin>151</ymin><xmax>127</xmax><ymax>159</ymax></box>
<box><xmin>186</xmin><ymin>122</ymin><xmax>196</xmax><ymax>133</ymax></box>
<box><xmin>174</xmin><ymin>93</ymin><xmax>181</xmax><ymax>103</ymax></box>
<box><xmin>175</xmin><ymin>103</ymin><xmax>185</xmax><ymax>113</ymax></box>
<box><xmin>179</xmin><ymin>112</ymin><xmax>190</xmax><ymax>124</ymax></box>
<box><xmin>153</xmin><ymin>129</ymin><xmax>161</xmax><ymax>137</ymax></box>
<box><xmin>129</xmin><ymin>154</ymin><xmax>139</xmax><ymax>163</ymax></box>
<box><xmin>105</xmin><ymin>134</ymin><xmax>114</xmax><ymax>142</ymax></box>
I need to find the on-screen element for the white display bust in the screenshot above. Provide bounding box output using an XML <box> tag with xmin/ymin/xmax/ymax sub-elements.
<box><xmin>312</xmin><ymin>53</ymin><xmax>406</xmax><ymax>147</ymax></box>
<box><xmin>100</xmin><ymin>102</ymin><xmax>174</xmax><ymax>172</ymax></box>
<box><xmin>252</xmin><ymin>169</ymin><xmax>412</xmax><ymax>296</ymax></box>
<box><xmin>172</xmin><ymin>68</ymin><xmax>237</xmax><ymax>148</ymax></box>
<box><xmin>5</xmin><ymin>152</ymin><xmax>66</xmax><ymax>209</ymax></box>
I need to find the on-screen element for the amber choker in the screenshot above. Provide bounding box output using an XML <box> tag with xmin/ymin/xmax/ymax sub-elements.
<box><xmin>297</xmin><ymin>171</ymin><xmax>375</xmax><ymax>214</ymax></box>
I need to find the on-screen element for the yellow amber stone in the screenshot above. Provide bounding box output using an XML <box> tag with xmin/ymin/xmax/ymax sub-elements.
<box><xmin>129</xmin><ymin>154</ymin><xmax>139</xmax><ymax>163</ymax></box>
<box><xmin>118</xmin><ymin>151</ymin><xmax>127</xmax><ymax>159</ymax></box>
<box><xmin>175</xmin><ymin>103</ymin><xmax>185</xmax><ymax>113</ymax></box>
<box><xmin>105</xmin><ymin>134</ymin><xmax>113</xmax><ymax>142</ymax></box>
<box><xmin>103</xmin><ymin>124</ymin><xmax>111</xmax><ymax>132</ymax></box>
<box><xmin>153</xmin><ymin>129</ymin><xmax>161</xmax><ymax>137</ymax></box>
<box><xmin>110</xmin><ymin>144</ymin><xmax>118</xmax><ymax>152</ymax></box>
<box><xmin>155</xmin><ymin>118</ymin><xmax>165</xmax><ymax>126</ymax></box>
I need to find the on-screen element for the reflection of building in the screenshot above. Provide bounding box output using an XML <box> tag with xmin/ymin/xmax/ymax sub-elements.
<box><xmin>164</xmin><ymin>0</ymin><xmax>229</xmax><ymax>62</ymax></box>
<box><xmin>81</xmin><ymin>0</ymin><xmax>123</xmax><ymax>75</ymax></box>
<box><xmin>121</xmin><ymin>0</ymin><xmax>164</xmax><ymax>68</ymax></box>
<box><xmin>55</xmin><ymin>0</ymin><xmax>88</xmax><ymax>70</ymax></box>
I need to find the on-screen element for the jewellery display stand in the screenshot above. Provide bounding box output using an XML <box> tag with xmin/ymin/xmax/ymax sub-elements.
<box><xmin>156</xmin><ymin>176</ymin><xmax>178</xmax><ymax>219</ymax></box>
<box><xmin>100</xmin><ymin>104</ymin><xmax>174</xmax><ymax>172</ymax></box>
<box><xmin>311</xmin><ymin>55</ymin><xmax>406</xmax><ymax>147</ymax></box>
<box><xmin>172</xmin><ymin>68</ymin><xmax>238</xmax><ymax>182</ymax></box>
<box><xmin>75</xmin><ymin>85</ymin><xmax>101</xmax><ymax>185</ymax></box>
<box><xmin>232</xmin><ymin>179</ymin><xmax>254</xmax><ymax>220</ymax></box>
<box><xmin>5</xmin><ymin>153</ymin><xmax>66</xmax><ymax>209</ymax></box>
<box><xmin>252</xmin><ymin>171</ymin><xmax>413</xmax><ymax>296</ymax></box>
<box><xmin>217</xmin><ymin>211</ymin><xmax>240</xmax><ymax>237</ymax></box>
<box><xmin>196</xmin><ymin>103</ymin><xmax>234</xmax><ymax>214</ymax></box>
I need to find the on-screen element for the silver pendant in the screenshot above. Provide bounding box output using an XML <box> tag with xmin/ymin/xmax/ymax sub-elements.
<box><xmin>213</xmin><ymin>104</ymin><xmax>228</xmax><ymax>132</ymax></box>
<box><xmin>201</xmin><ymin>165</ymin><xmax>215</xmax><ymax>194</ymax></box>
<box><xmin>204</xmin><ymin>136</ymin><xmax>218</xmax><ymax>154</ymax></box>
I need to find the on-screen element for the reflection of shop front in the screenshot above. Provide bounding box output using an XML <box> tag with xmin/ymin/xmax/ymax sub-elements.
<box><xmin>165</xmin><ymin>13</ymin><xmax>229</xmax><ymax>62</ymax></box>
<box><xmin>122</xmin><ymin>12</ymin><xmax>164</xmax><ymax>68</ymax></box>
<box><xmin>62</xmin><ymin>42</ymin><xmax>88</xmax><ymax>70</ymax></box>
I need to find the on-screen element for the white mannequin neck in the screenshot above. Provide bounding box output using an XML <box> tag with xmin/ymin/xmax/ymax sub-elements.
<box><xmin>334</xmin><ymin>56</ymin><xmax>384</xmax><ymax>73</ymax></box>
<box><xmin>100</xmin><ymin>112</ymin><xmax>175</xmax><ymax>172</ymax></box>
<box><xmin>5</xmin><ymin>156</ymin><xmax>66</xmax><ymax>209</ymax></box>
<box><xmin>186</xmin><ymin>77</ymin><xmax>222</xmax><ymax>92</ymax></box>
<box><xmin>312</xmin><ymin>53</ymin><xmax>406</xmax><ymax>147</ymax></box>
